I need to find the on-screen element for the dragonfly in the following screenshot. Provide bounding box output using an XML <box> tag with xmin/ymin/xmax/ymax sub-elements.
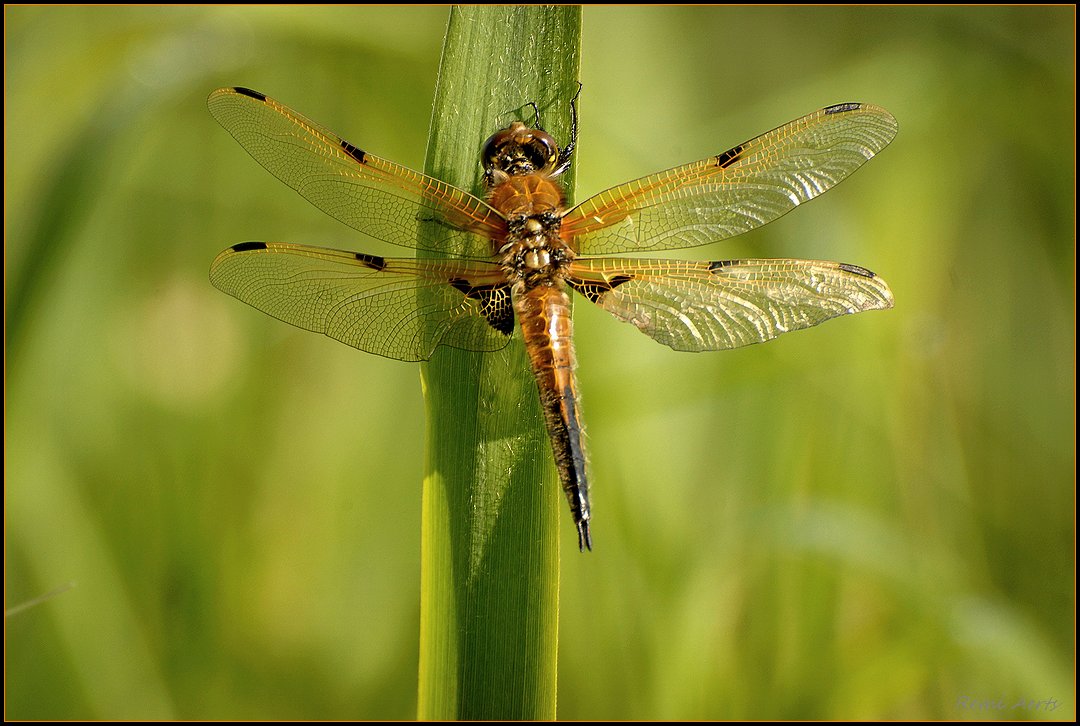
<box><xmin>208</xmin><ymin>86</ymin><xmax>896</xmax><ymax>552</ymax></box>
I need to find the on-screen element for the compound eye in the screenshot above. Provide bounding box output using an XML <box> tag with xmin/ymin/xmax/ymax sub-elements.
<box><xmin>481</xmin><ymin>123</ymin><xmax>560</xmax><ymax>175</ymax></box>
<box><xmin>481</xmin><ymin>129</ymin><xmax>513</xmax><ymax>170</ymax></box>
<box><xmin>527</xmin><ymin>132</ymin><xmax>559</xmax><ymax>170</ymax></box>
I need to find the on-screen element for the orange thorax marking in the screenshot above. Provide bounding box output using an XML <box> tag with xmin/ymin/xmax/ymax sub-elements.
<box><xmin>488</xmin><ymin>175</ymin><xmax>565</xmax><ymax>218</ymax></box>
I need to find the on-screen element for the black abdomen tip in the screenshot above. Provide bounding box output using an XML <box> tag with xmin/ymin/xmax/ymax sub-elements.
<box><xmin>578</xmin><ymin>520</ymin><xmax>592</xmax><ymax>552</ymax></box>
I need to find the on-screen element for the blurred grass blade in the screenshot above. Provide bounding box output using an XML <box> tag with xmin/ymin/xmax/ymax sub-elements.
<box><xmin>417</xmin><ymin>5</ymin><xmax>581</xmax><ymax>721</ymax></box>
<box><xmin>4</xmin><ymin>581</ymin><xmax>76</xmax><ymax>618</ymax></box>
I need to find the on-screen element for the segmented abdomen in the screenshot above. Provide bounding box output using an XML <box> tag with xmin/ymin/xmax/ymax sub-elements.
<box><xmin>514</xmin><ymin>282</ymin><xmax>592</xmax><ymax>550</ymax></box>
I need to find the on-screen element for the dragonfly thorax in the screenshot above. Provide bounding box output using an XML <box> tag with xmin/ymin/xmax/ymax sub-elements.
<box><xmin>500</xmin><ymin>212</ymin><xmax>573</xmax><ymax>281</ymax></box>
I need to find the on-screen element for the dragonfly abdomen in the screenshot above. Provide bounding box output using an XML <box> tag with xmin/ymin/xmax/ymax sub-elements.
<box><xmin>513</xmin><ymin>282</ymin><xmax>592</xmax><ymax>551</ymax></box>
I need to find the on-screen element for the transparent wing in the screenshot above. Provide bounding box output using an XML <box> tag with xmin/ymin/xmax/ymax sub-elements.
<box><xmin>562</xmin><ymin>103</ymin><xmax>897</xmax><ymax>254</ymax></box>
<box><xmin>210</xmin><ymin>242</ymin><xmax>512</xmax><ymax>361</ymax></box>
<box><xmin>208</xmin><ymin>87</ymin><xmax>505</xmax><ymax>258</ymax></box>
<box><xmin>567</xmin><ymin>257</ymin><xmax>893</xmax><ymax>351</ymax></box>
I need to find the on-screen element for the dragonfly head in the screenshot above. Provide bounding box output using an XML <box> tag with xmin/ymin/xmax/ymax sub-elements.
<box><xmin>481</xmin><ymin>121</ymin><xmax>560</xmax><ymax>186</ymax></box>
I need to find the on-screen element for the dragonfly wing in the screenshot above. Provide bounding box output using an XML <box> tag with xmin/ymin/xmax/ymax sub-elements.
<box><xmin>208</xmin><ymin>87</ymin><xmax>505</xmax><ymax>258</ymax></box>
<box><xmin>210</xmin><ymin>242</ymin><xmax>512</xmax><ymax>361</ymax></box>
<box><xmin>562</xmin><ymin>103</ymin><xmax>897</xmax><ymax>254</ymax></box>
<box><xmin>567</xmin><ymin>257</ymin><xmax>893</xmax><ymax>352</ymax></box>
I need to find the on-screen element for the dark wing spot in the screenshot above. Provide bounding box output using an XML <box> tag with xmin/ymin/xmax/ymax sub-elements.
<box><xmin>230</xmin><ymin>241</ymin><xmax>268</xmax><ymax>252</ymax></box>
<box><xmin>486</xmin><ymin>291</ymin><xmax>515</xmax><ymax>336</ymax></box>
<box><xmin>233</xmin><ymin>87</ymin><xmax>267</xmax><ymax>102</ymax></box>
<box><xmin>708</xmin><ymin>259</ymin><xmax>740</xmax><ymax>272</ymax></box>
<box><xmin>715</xmin><ymin>144</ymin><xmax>744</xmax><ymax>169</ymax></box>
<box><xmin>448</xmin><ymin>278</ymin><xmax>472</xmax><ymax>297</ymax></box>
<box><xmin>354</xmin><ymin>252</ymin><xmax>386</xmax><ymax>271</ymax></box>
<box><xmin>449</xmin><ymin>279</ymin><xmax>514</xmax><ymax>336</ymax></box>
<box><xmin>568</xmin><ymin>274</ymin><xmax>634</xmax><ymax>304</ymax></box>
<box><xmin>837</xmin><ymin>262</ymin><xmax>877</xmax><ymax>278</ymax></box>
<box><xmin>340</xmin><ymin>140</ymin><xmax>366</xmax><ymax>164</ymax></box>
<box><xmin>824</xmin><ymin>103</ymin><xmax>862</xmax><ymax>115</ymax></box>
<box><xmin>571</xmin><ymin>283</ymin><xmax>605</xmax><ymax>303</ymax></box>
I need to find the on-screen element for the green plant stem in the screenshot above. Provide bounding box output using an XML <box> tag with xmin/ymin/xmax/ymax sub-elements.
<box><xmin>416</xmin><ymin>5</ymin><xmax>581</xmax><ymax>721</ymax></box>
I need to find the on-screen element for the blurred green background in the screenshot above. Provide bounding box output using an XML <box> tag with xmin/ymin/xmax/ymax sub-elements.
<box><xmin>6</xmin><ymin>6</ymin><xmax>1073</xmax><ymax>720</ymax></box>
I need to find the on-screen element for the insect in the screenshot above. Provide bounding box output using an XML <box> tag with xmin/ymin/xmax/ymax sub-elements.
<box><xmin>208</xmin><ymin>87</ymin><xmax>896</xmax><ymax>552</ymax></box>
